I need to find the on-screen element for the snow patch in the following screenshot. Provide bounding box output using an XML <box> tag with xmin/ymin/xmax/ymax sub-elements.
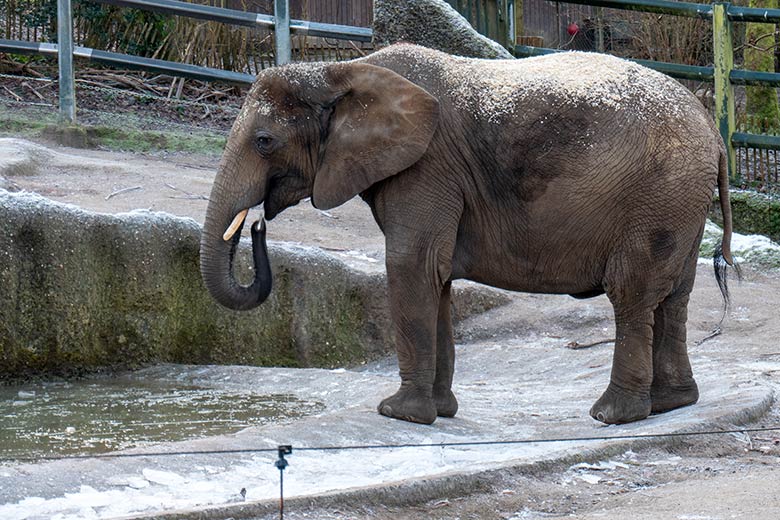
<box><xmin>0</xmin><ymin>189</ymin><xmax>201</xmax><ymax>232</ymax></box>
<box><xmin>700</xmin><ymin>220</ymin><xmax>780</xmax><ymax>267</ymax></box>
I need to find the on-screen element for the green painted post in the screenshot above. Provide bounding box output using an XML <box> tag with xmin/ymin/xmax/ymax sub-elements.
<box><xmin>713</xmin><ymin>2</ymin><xmax>737</xmax><ymax>180</ymax></box>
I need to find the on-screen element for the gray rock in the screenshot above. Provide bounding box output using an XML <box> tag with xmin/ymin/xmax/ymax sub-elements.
<box><xmin>373</xmin><ymin>0</ymin><xmax>514</xmax><ymax>59</ymax></box>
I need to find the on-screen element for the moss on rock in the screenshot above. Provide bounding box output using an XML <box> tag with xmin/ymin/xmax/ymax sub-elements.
<box><xmin>0</xmin><ymin>191</ymin><xmax>384</xmax><ymax>380</ymax></box>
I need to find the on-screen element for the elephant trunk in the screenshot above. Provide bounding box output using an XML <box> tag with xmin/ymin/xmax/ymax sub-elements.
<box><xmin>200</xmin><ymin>186</ymin><xmax>272</xmax><ymax>311</ymax></box>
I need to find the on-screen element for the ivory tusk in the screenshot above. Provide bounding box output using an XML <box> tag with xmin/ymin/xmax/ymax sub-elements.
<box><xmin>223</xmin><ymin>209</ymin><xmax>249</xmax><ymax>241</ymax></box>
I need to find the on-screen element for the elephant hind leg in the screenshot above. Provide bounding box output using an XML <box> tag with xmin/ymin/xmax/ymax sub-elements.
<box><xmin>591</xmin><ymin>255</ymin><xmax>668</xmax><ymax>424</ymax></box>
<box><xmin>589</xmin><ymin>313</ymin><xmax>655</xmax><ymax>424</ymax></box>
<box><xmin>650</xmin><ymin>257</ymin><xmax>699</xmax><ymax>414</ymax></box>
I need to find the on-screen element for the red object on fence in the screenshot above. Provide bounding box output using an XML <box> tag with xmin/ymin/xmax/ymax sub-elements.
<box><xmin>567</xmin><ymin>23</ymin><xmax>579</xmax><ymax>36</ymax></box>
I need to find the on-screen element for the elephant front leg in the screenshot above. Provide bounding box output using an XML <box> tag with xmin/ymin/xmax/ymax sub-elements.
<box><xmin>378</xmin><ymin>256</ymin><xmax>444</xmax><ymax>425</ymax></box>
<box><xmin>434</xmin><ymin>281</ymin><xmax>458</xmax><ymax>417</ymax></box>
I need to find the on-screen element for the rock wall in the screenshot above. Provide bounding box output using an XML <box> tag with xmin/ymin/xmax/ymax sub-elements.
<box><xmin>0</xmin><ymin>190</ymin><xmax>508</xmax><ymax>381</ymax></box>
<box><xmin>372</xmin><ymin>0</ymin><xmax>514</xmax><ymax>59</ymax></box>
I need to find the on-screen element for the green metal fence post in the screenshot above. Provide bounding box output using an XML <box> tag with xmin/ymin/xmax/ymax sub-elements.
<box><xmin>57</xmin><ymin>0</ymin><xmax>76</xmax><ymax>124</ymax></box>
<box><xmin>274</xmin><ymin>0</ymin><xmax>291</xmax><ymax>66</ymax></box>
<box><xmin>713</xmin><ymin>2</ymin><xmax>736</xmax><ymax>179</ymax></box>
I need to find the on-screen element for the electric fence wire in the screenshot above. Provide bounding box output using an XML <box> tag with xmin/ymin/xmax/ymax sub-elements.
<box><xmin>3</xmin><ymin>424</ymin><xmax>780</xmax><ymax>463</ymax></box>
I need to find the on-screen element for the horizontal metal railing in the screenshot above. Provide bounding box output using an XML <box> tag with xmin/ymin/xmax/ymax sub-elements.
<box><xmin>0</xmin><ymin>39</ymin><xmax>255</xmax><ymax>84</ymax></box>
<box><xmin>5</xmin><ymin>0</ymin><xmax>372</xmax><ymax>123</ymax></box>
<box><xmin>514</xmin><ymin>44</ymin><xmax>716</xmax><ymax>81</ymax></box>
<box><xmin>95</xmin><ymin>0</ymin><xmax>373</xmax><ymax>42</ymax></box>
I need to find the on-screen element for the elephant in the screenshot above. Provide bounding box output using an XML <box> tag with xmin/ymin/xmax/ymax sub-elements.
<box><xmin>200</xmin><ymin>43</ymin><xmax>735</xmax><ymax>426</ymax></box>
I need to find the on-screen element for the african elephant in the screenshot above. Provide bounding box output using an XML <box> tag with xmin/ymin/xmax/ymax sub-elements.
<box><xmin>200</xmin><ymin>43</ymin><xmax>735</xmax><ymax>425</ymax></box>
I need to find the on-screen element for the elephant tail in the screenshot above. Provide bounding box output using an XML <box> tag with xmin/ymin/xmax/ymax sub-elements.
<box><xmin>713</xmin><ymin>151</ymin><xmax>740</xmax><ymax>312</ymax></box>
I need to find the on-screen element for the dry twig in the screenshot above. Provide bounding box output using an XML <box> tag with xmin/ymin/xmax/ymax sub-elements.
<box><xmin>21</xmin><ymin>82</ymin><xmax>44</xmax><ymax>101</ymax></box>
<box><xmin>2</xmin><ymin>85</ymin><xmax>21</xmax><ymax>102</ymax></box>
<box><xmin>164</xmin><ymin>183</ymin><xmax>208</xmax><ymax>200</ymax></box>
<box><xmin>106</xmin><ymin>186</ymin><xmax>142</xmax><ymax>200</ymax></box>
<box><xmin>565</xmin><ymin>338</ymin><xmax>615</xmax><ymax>350</ymax></box>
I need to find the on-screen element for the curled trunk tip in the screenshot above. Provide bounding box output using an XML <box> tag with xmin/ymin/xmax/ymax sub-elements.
<box><xmin>200</xmin><ymin>216</ymin><xmax>273</xmax><ymax>311</ymax></box>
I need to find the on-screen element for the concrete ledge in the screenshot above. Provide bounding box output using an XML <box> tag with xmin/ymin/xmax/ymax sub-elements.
<box><xmin>0</xmin><ymin>190</ymin><xmax>508</xmax><ymax>380</ymax></box>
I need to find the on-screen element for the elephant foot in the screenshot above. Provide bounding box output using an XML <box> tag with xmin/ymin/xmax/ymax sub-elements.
<box><xmin>378</xmin><ymin>384</ymin><xmax>437</xmax><ymax>425</ymax></box>
<box><xmin>590</xmin><ymin>384</ymin><xmax>651</xmax><ymax>424</ymax></box>
<box><xmin>650</xmin><ymin>380</ymin><xmax>699</xmax><ymax>414</ymax></box>
<box><xmin>433</xmin><ymin>385</ymin><xmax>458</xmax><ymax>418</ymax></box>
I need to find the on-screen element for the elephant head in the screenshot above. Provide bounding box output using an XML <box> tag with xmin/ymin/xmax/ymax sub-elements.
<box><xmin>200</xmin><ymin>62</ymin><xmax>440</xmax><ymax>310</ymax></box>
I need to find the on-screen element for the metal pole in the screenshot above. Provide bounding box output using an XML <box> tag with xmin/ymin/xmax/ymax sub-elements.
<box><xmin>274</xmin><ymin>0</ymin><xmax>291</xmax><ymax>66</ymax></box>
<box><xmin>57</xmin><ymin>0</ymin><xmax>76</xmax><ymax>124</ymax></box>
<box><xmin>713</xmin><ymin>2</ymin><xmax>736</xmax><ymax>179</ymax></box>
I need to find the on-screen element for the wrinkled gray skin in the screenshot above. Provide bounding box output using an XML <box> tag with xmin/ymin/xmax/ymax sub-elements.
<box><xmin>200</xmin><ymin>44</ymin><xmax>735</xmax><ymax>425</ymax></box>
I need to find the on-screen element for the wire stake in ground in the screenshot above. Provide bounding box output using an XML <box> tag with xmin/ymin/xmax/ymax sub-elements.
<box><xmin>275</xmin><ymin>445</ymin><xmax>292</xmax><ymax>519</ymax></box>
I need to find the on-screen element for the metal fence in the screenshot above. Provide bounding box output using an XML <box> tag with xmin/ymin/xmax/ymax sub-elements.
<box><xmin>0</xmin><ymin>0</ymin><xmax>372</xmax><ymax>75</ymax></box>
<box><xmin>0</xmin><ymin>0</ymin><xmax>372</xmax><ymax>123</ymax></box>
<box><xmin>2</xmin><ymin>0</ymin><xmax>780</xmax><ymax>191</ymax></box>
<box><xmin>516</xmin><ymin>0</ymin><xmax>780</xmax><ymax>192</ymax></box>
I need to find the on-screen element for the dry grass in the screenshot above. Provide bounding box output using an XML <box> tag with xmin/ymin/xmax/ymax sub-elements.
<box><xmin>610</xmin><ymin>11</ymin><xmax>712</xmax><ymax>66</ymax></box>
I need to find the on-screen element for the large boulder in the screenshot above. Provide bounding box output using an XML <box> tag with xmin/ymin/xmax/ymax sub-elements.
<box><xmin>373</xmin><ymin>0</ymin><xmax>514</xmax><ymax>59</ymax></box>
<box><xmin>0</xmin><ymin>190</ymin><xmax>508</xmax><ymax>380</ymax></box>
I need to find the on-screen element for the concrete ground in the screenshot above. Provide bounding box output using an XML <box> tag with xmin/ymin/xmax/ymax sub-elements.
<box><xmin>1</xmin><ymin>140</ymin><xmax>780</xmax><ymax>519</ymax></box>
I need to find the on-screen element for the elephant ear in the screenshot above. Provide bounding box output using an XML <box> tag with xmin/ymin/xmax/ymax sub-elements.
<box><xmin>311</xmin><ymin>63</ymin><xmax>440</xmax><ymax>210</ymax></box>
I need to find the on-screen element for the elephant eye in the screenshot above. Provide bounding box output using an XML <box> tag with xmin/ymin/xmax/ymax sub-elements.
<box><xmin>254</xmin><ymin>132</ymin><xmax>276</xmax><ymax>155</ymax></box>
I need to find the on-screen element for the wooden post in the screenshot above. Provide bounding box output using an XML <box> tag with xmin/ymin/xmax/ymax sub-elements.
<box><xmin>595</xmin><ymin>7</ymin><xmax>605</xmax><ymax>52</ymax></box>
<box><xmin>713</xmin><ymin>2</ymin><xmax>737</xmax><ymax>180</ymax></box>
<box><xmin>57</xmin><ymin>0</ymin><xmax>76</xmax><ymax>124</ymax></box>
<box><xmin>274</xmin><ymin>0</ymin><xmax>291</xmax><ymax>66</ymax></box>
<box><xmin>513</xmin><ymin>0</ymin><xmax>523</xmax><ymax>45</ymax></box>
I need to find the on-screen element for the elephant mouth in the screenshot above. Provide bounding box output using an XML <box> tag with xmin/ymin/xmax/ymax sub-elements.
<box><xmin>223</xmin><ymin>199</ymin><xmax>265</xmax><ymax>241</ymax></box>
